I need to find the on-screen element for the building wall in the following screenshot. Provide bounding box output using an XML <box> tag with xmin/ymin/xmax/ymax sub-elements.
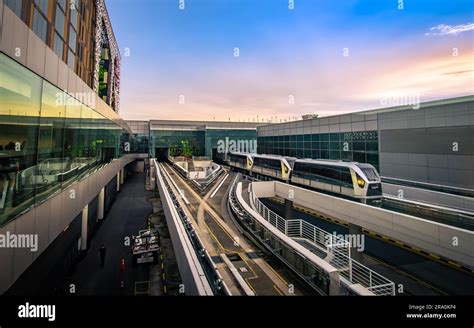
<box><xmin>377</xmin><ymin>100</ymin><xmax>474</xmax><ymax>189</ymax></box>
<box><xmin>148</xmin><ymin>120</ymin><xmax>261</xmax><ymax>159</ymax></box>
<box><xmin>2</xmin><ymin>0</ymin><xmax>121</xmax><ymax>112</ymax></box>
<box><xmin>257</xmin><ymin>97</ymin><xmax>474</xmax><ymax>189</ymax></box>
<box><xmin>0</xmin><ymin>0</ymin><xmax>135</xmax><ymax>294</ymax></box>
<box><xmin>258</xmin><ymin>111</ymin><xmax>380</xmax><ymax>170</ymax></box>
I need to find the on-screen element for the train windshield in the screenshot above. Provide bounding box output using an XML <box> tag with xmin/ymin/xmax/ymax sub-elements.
<box><xmin>360</xmin><ymin>167</ymin><xmax>379</xmax><ymax>181</ymax></box>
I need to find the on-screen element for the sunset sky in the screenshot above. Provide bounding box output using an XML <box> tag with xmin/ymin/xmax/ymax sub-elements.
<box><xmin>106</xmin><ymin>0</ymin><xmax>474</xmax><ymax>121</ymax></box>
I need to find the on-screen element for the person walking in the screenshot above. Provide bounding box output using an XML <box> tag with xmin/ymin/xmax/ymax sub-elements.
<box><xmin>99</xmin><ymin>244</ymin><xmax>107</xmax><ymax>268</ymax></box>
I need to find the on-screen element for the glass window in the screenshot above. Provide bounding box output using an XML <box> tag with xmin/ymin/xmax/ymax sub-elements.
<box><xmin>68</xmin><ymin>49</ymin><xmax>75</xmax><ymax>69</ymax></box>
<box><xmin>69</xmin><ymin>25</ymin><xmax>77</xmax><ymax>52</ymax></box>
<box><xmin>360</xmin><ymin>167</ymin><xmax>379</xmax><ymax>181</ymax></box>
<box><xmin>36</xmin><ymin>82</ymin><xmax>66</xmax><ymax>203</ymax></box>
<box><xmin>312</xmin><ymin>149</ymin><xmax>321</xmax><ymax>159</ymax></box>
<box><xmin>5</xmin><ymin>0</ymin><xmax>22</xmax><ymax>18</ymax></box>
<box><xmin>53</xmin><ymin>33</ymin><xmax>64</xmax><ymax>58</ymax></box>
<box><xmin>34</xmin><ymin>0</ymin><xmax>48</xmax><ymax>14</ymax></box>
<box><xmin>70</xmin><ymin>9</ymin><xmax>78</xmax><ymax>30</ymax></box>
<box><xmin>0</xmin><ymin>54</ymin><xmax>42</xmax><ymax>225</ymax></box>
<box><xmin>55</xmin><ymin>6</ymin><xmax>65</xmax><ymax>37</ymax></box>
<box><xmin>32</xmin><ymin>8</ymin><xmax>48</xmax><ymax>42</ymax></box>
<box><xmin>57</xmin><ymin>0</ymin><xmax>66</xmax><ymax>10</ymax></box>
<box><xmin>366</xmin><ymin>141</ymin><xmax>379</xmax><ymax>152</ymax></box>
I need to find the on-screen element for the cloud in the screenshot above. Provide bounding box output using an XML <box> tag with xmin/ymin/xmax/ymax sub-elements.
<box><xmin>425</xmin><ymin>23</ymin><xmax>474</xmax><ymax>36</ymax></box>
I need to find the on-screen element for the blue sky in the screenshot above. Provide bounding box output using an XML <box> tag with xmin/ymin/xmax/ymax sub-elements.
<box><xmin>106</xmin><ymin>0</ymin><xmax>474</xmax><ymax>121</ymax></box>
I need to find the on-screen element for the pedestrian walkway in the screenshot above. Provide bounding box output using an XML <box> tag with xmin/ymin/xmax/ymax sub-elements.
<box><xmin>67</xmin><ymin>172</ymin><xmax>154</xmax><ymax>295</ymax></box>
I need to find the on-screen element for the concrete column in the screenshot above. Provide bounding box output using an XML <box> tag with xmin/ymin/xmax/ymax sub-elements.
<box><xmin>348</xmin><ymin>223</ymin><xmax>363</xmax><ymax>262</ymax></box>
<box><xmin>97</xmin><ymin>187</ymin><xmax>105</xmax><ymax>220</ymax></box>
<box><xmin>284</xmin><ymin>199</ymin><xmax>294</xmax><ymax>221</ymax></box>
<box><xmin>328</xmin><ymin>271</ymin><xmax>341</xmax><ymax>296</ymax></box>
<box><xmin>80</xmin><ymin>205</ymin><xmax>89</xmax><ymax>251</ymax></box>
<box><xmin>149</xmin><ymin>164</ymin><xmax>155</xmax><ymax>190</ymax></box>
<box><xmin>116</xmin><ymin>172</ymin><xmax>120</xmax><ymax>192</ymax></box>
<box><xmin>120</xmin><ymin>168</ymin><xmax>125</xmax><ymax>184</ymax></box>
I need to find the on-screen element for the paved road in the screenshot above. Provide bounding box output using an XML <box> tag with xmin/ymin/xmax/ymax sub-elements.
<box><xmin>66</xmin><ymin>172</ymin><xmax>154</xmax><ymax>295</ymax></box>
<box><xmin>162</xmin><ymin>164</ymin><xmax>305</xmax><ymax>295</ymax></box>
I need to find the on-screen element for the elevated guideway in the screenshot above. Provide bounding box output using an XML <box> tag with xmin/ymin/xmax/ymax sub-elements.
<box><xmin>170</xmin><ymin>157</ymin><xmax>225</xmax><ymax>195</ymax></box>
<box><xmin>250</xmin><ymin>180</ymin><xmax>474</xmax><ymax>269</ymax></box>
<box><xmin>228</xmin><ymin>175</ymin><xmax>395</xmax><ymax>296</ymax></box>
<box><xmin>150</xmin><ymin>159</ymin><xmax>230</xmax><ymax>296</ymax></box>
<box><xmin>382</xmin><ymin>180</ymin><xmax>474</xmax><ymax>213</ymax></box>
<box><xmin>159</xmin><ymin>163</ymin><xmax>303</xmax><ymax>296</ymax></box>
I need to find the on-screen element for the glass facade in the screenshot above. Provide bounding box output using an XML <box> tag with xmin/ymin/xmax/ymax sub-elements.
<box><xmin>0</xmin><ymin>54</ymin><xmax>127</xmax><ymax>226</ymax></box>
<box><xmin>149</xmin><ymin>128</ymin><xmax>258</xmax><ymax>159</ymax></box>
<box><xmin>205</xmin><ymin>129</ymin><xmax>257</xmax><ymax>158</ymax></box>
<box><xmin>258</xmin><ymin>131</ymin><xmax>379</xmax><ymax>170</ymax></box>
<box><xmin>127</xmin><ymin>121</ymin><xmax>150</xmax><ymax>154</ymax></box>
<box><xmin>150</xmin><ymin>130</ymin><xmax>205</xmax><ymax>157</ymax></box>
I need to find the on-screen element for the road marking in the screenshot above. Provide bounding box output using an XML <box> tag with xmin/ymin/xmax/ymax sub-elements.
<box><xmin>262</xmin><ymin>261</ymin><xmax>288</xmax><ymax>286</ymax></box>
<box><xmin>161</xmin><ymin>164</ymin><xmax>190</xmax><ymax>205</ymax></box>
<box><xmin>367</xmin><ymin>255</ymin><xmax>448</xmax><ymax>296</ymax></box>
<box><xmin>210</xmin><ymin>173</ymin><xmax>229</xmax><ymax>198</ymax></box>
<box><xmin>273</xmin><ymin>284</ymin><xmax>284</xmax><ymax>296</ymax></box>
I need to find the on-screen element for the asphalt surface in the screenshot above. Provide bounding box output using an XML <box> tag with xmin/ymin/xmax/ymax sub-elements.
<box><xmin>261</xmin><ymin>198</ymin><xmax>474</xmax><ymax>296</ymax></box>
<box><xmin>162</xmin><ymin>164</ymin><xmax>311</xmax><ymax>295</ymax></box>
<box><xmin>66</xmin><ymin>172</ymin><xmax>154</xmax><ymax>295</ymax></box>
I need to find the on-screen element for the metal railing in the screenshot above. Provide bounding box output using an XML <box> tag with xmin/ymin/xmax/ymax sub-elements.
<box><xmin>227</xmin><ymin>176</ymin><xmax>333</xmax><ymax>295</ymax></box>
<box><xmin>250</xmin><ymin>192</ymin><xmax>395</xmax><ymax>296</ymax></box>
<box><xmin>172</xmin><ymin>161</ymin><xmax>224</xmax><ymax>195</ymax></box>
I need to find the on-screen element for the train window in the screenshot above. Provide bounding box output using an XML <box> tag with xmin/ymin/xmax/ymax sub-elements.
<box><xmin>360</xmin><ymin>167</ymin><xmax>379</xmax><ymax>181</ymax></box>
<box><xmin>340</xmin><ymin>168</ymin><xmax>353</xmax><ymax>186</ymax></box>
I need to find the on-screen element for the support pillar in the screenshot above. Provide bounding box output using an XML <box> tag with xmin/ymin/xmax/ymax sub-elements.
<box><xmin>149</xmin><ymin>163</ymin><xmax>155</xmax><ymax>190</ymax></box>
<box><xmin>328</xmin><ymin>271</ymin><xmax>341</xmax><ymax>296</ymax></box>
<box><xmin>116</xmin><ymin>172</ymin><xmax>120</xmax><ymax>192</ymax></box>
<box><xmin>80</xmin><ymin>205</ymin><xmax>89</xmax><ymax>251</ymax></box>
<box><xmin>284</xmin><ymin>199</ymin><xmax>294</xmax><ymax>221</ymax></box>
<box><xmin>97</xmin><ymin>187</ymin><xmax>105</xmax><ymax>220</ymax></box>
<box><xmin>348</xmin><ymin>223</ymin><xmax>363</xmax><ymax>262</ymax></box>
<box><xmin>120</xmin><ymin>168</ymin><xmax>124</xmax><ymax>184</ymax></box>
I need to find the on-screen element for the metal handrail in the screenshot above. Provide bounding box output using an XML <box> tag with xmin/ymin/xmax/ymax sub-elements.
<box><xmin>250</xmin><ymin>191</ymin><xmax>395</xmax><ymax>296</ymax></box>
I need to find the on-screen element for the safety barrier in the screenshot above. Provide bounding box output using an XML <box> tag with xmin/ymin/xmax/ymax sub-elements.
<box><xmin>228</xmin><ymin>175</ymin><xmax>384</xmax><ymax>296</ymax></box>
<box><xmin>171</xmin><ymin>161</ymin><xmax>224</xmax><ymax>195</ymax></box>
<box><xmin>250</xmin><ymin>191</ymin><xmax>395</xmax><ymax>296</ymax></box>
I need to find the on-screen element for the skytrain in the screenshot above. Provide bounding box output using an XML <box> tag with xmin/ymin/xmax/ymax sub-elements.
<box><xmin>226</xmin><ymin>152</ymin><xmax>382</xmax><ymax>200</ymax></box>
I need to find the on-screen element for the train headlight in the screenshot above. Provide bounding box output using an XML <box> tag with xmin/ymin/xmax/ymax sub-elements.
<box><xmin>356</xmin><ymin>174</ymin><xmax>365</xmax><ymax>188</ymax></box>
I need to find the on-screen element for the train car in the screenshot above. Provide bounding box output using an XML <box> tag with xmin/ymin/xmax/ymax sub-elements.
<box><xmin>290</xmin><ymin>159</ymin><xmax>382</xmax><ymax>201</ymax></box>
<box><xmin>227</xmin><ymin>152</ymin><xmax>254</xmax><ymax>172</ymax></box>
<box><xmin>251</xmin><ymin>154</ymin><xmax>296</xmax><ymax>182</ymax></box>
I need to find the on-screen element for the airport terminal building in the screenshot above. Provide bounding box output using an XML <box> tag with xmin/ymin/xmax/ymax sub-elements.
<box><xmin>257</xmin><ymin>96</ymin><xmax>474</xmax><ymax>191</ymax></box>
<box><xmin>126</xmin><ymin>120</ymin><xmax>262</xmax><ymax>160</ymax></box>
<box><xmin>0</xmin><ymin>0</ymin><xmax>472</xmax><ymax>296</ymax></box>
<box><xmin>0</xmin><ymin>0</ymin><xmax>134</xmax><ymax>294</ymax></box>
